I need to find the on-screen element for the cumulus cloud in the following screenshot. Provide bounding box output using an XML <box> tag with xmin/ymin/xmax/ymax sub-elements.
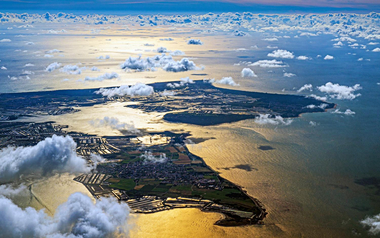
<box><xmin>297</xmin><ymin>84</ymin><xmax>313</xmax><ymax>92</ymax></box>
<box><xmin>324</xmin><ymin>55</ymin><xmax>334</xmax><ymax>60</ymax></box>
<box><xmin>0</xmin><ymin>135</ymin><xmax>91</xmax><ymax>182</ymax></box>
<box><xmin>361</xmin><ymin>214</ymin><xmax>380</xmax><ymax>235</ymax></box>
<box><xmin>206</xmin><ymin>77</ymin><xmax>239</xmax><ymax>86</ymax></box>
<box><xmin>308</xmin><ymin>94</ymin><xmax>328</xmax><ymax>101</ymax></box>
<box><xmin>187</xmin><ymin>39</ymin><xmax>203</xmax><ymax>45</ymax></box>
<box><xmin>160</xmin><ymin>90</ymin><xmax>176</xmax><ymax>96</ymax></box>
<box><xmin>45</xmin><ymin>62</ymin><xmax>61</xmax><ymax>72</ymax></box>
<box><xmin>317</xmin><ymin>82</ymin><xmax>362</xmax><ymax>100</ymax></box>
<box><xmin>163</xmin><ymin>58</ymin><xmax>199</xmax><ymax>72</ymax></box>
<box><xmin>167</xmin><ymin>77</ymin><xmax>194</xmax><ymax>88</ymax></box>
<box><xmin>284</xmin><ymin>73</ymin><xmax>296</xmax><ymax>77</ymax></box>
<box><xmin>331</xmin><ymin>109</ymin><xmax>355</xmax><ymax>115</ymax></box>
<box><xmin>120</xmin><ymin>55</ymin><xmax>156</xmax><ymax>71</ymax></box>
<box><xmin>120</xmin><ymin>54</ymin><xmax>197</xmax><ymax>72</ymax></box>
<box><xmin>0</xmin><ymin>192</ymin><xmax>130</xmax><ymax>238</ymax></box>
<box><xmin>84</xmin><ymin>72</ymin><xmax>119</xmax><ymax>81</ymax></box>
<box><xmin>170</xmin><ymin>50</ymin><xmax>185</xmax><ymax>56</ymax></box>
<box><xmin>97</xmin><ymin>55</ymin><xmax>110</xmax><ymax>60</ymax></box>
<box><xmin>309</xmin><ymin>121</ymin><xmax>317</xmax><ymax>126</ymax></box>
<box><xmin>254</xmin><ymin>114</ymin><xmax>293</xmax><ymax>126</ymax></box>
<box><xmin>0</xmin><ymin>184</ymin><xmax>27</xmax><ymax>197</ymax></box>
<box><xmin>95</xmin><ymin>83</ymin><xmax>154</xmax><ymax>98</ymax></box>
<box><xmin>241</xmin><ymin>68</ymin><xmax>257</xmax><ymax>77</ymax></box>
<box><xmin>268</xmin><ymin>49</ymin><xmax>294</xmax><ymax>59</ymax></box>
<box><xmin>46</xmin><ymin>49</ymin><xmax>60</xmax><ymax>54</ymax></box>
<box><xmin>160</xmin><ymin>38</ymin><xmax>174</xmax><ymax>41</ymax></box>
<box><xmin>333</xmin><ymin>41</ymin><xmax>344</xmax><ymax>48</ymax></box>
<box><xmin>0</xmin><ymin>39</ymin><xmax>11</xmax><ymax>42</ymax></box>
<box><xmin>250</xmin><ymin>60</ymin><xmax>287</xmax><ymax>68</ymax></box>
<box><xmin>263</xmin><ymin>37</ymin><xmax>278</xmax><ymax>41</ymax></box>
<box><xmin>157</xmin><ymin>47</ymin><xmax>168</xmax><ymax>53</ymax></box>
<box><xmin>296</xmin><ymin>56</ymin><xmax>310</xmax><ymax>60</ymax></box>
<box><xmin>141</xmin><ymin>151</ymin><xmax>168</xmax><ymax>164</ymax></box>
<box><xmin>372</xmin><ymin>48</ymin><xmax>380</xmax><ymax>52</ymax></box>
<box><xmin>60</xmin><ymin>64</ymin><xmax>86</xmax><ymax>75</ymax></box>
<box><xmin>90</xmin><ymin>117</ymin><xmax>140</xmax><ymax>133</ymax></box>
<box><xmin>24</xmin><ymin>63</ymin><xmax>35</xmax><ymax>67</ymax></box>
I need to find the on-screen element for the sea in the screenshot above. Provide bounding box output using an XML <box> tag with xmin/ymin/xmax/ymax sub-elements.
<box><xmin>0</xmin><ymin>18</ymin><xmax>379</xmax><ymax>237</ymax></box>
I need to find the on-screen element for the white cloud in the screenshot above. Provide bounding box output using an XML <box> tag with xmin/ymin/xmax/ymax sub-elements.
<box><xmin>308</xmin><ymin>94</ymin><xmax>328</xmax><ymax>101</ymax></box>
<box><xmin>207</xmin><ymin>77</ymin><xmax>239</xmax><ymax>86</ymax></box>
<box><xmin>309</xmin><ymin>121</ymin><xmax>317</xmax><ymax>126</ymax></box>
<box><xmin>97</xmin><ymin>55</ymin><xmax>110</xmax><ymax>60</ymax></box>
<box><xmin>120</xmin><ymin>54</ymin><xmax>197</xmax><ymax>72</ymax></box>
<box><xmin>46</xmin><ymin>49</ymin><xmax>60</xmax><ymax>54</ymax></box>
<box><xmin>331</xmin><ymin>109</ymin><xmax>356</xmax><ymax>115</ymax></box>
<box><xmin>160</xmin><ymin>90</ymin><xmax>176</xmax><ymax>96</ymax></box>
<box><xmin>160</xmin><ymin>38</ymin><xmax>174</xmax><ymax>41</ymax></box>
<box><xmin>241</xmin><ymin>68</ymin><xmax>257</xmax><ymax>77</ymax></box>
<box><xmin>361</xmin><ymin>214</ymin><xmax>380</xmax><ymax>235</ymax></box>
<box><xmin>141</xmin><ymin>151</ymin><xmax>168</xmax><ymax>164</ymax></box>
<box><xmin>0</xmin><ymin>135</ymin><xmax>91</xmax><ymax>182</ymax></box>
<box><xmin>187</xmin><ymin>39</ymin><xmax>203</xmax><ymax>45</ymax></box>
<box><xmin>297</xmin><ymin>84</ymin><xmax>313</xmax><ymax>92</ymax></box>
<box><xmin>95</xmin><ymin>83</ymin><xmax>154</xmax><ymax>98</ymax></box>
<box><xmin>372</xmin><ymin>48</ymin><xmax>380</xmax><ymax>52</ymax></box>
<box><xmin>44</xmin><ymin>54</ymin><xmax>54</xmax><ymax>58</ymax></box>
<box><xmin>268</xmin><ymin>49</ymin><xmax>294</xmax><ymax>59</ymax></box>
<box><xmin>45</xmin><ymin>62</ymin><xmax>61</xmax><ymax>72</ymax></box>
<box><xmin>1</xmin><ymin>66</ymin><xmax>7</xmax><ymax>70</ymax></box>
<box><xmin>296</xmin><ymin>56</ymin><xmax>310</xmax><ymax>60</ymax></box>
<box><xmin>254</xmin><ymin>114</ymin><xmax>293</xmax><ymax>126</ymax></box>
<box><xmin>167</xmin><ymin>77</ymin><xmax>194</xmax><ymax>88</ymax></box>
<box><xmin>284</xmin><ymin>72</ymin><xmax>296</xmax><ymax>77</ymax></box>
<box><xmin>250</xmin><ymin>60</ymin><xmax>287</xmax><ymax>68</ymax></box>
<box><xmin>90</xmin><ymin>117</ymin><xmax>140</xmax><ymax>133</ymax></box>
<box><xmin>317</xmin><ymin>82</ymin><xmax>362</xmax><ymax>100</ymax></box>
<box><xmin>0</xmin><ymin>184</ymin><xmax>27</xmax><ymax>197</ymax></box>
<box><xmin>84</xmin><ymin>72</ymin><xmax>119</xmax><ymax>81</ymax></box>
<box><xmin>170</xmin><ymin>50</ymin><xmax>185</xmax><ymax>56</ymax></box>
<box><xmin>0</xmin><ymin>39</ymin><xmax>11</xmax><ymax>42</ymax></box>
<box><xmin>263</xmin><ymin>37</ymin><xmax>278</xmax><ymax>41</ymax></box>
<box><xmin>333</xmin><ymin>41</ymin><xmax>344</xmax><ymax>48</ymax></box>
<box><xmin>0</xmin><ymin>192</ymin><xmax>130</xmax><ymax>238</ymax></box>
<box><xmin>157</xmin><ymin>47</ymin><xmax>168</xmax><ymax>53</ymax></box>
<box><xmin>24</xmin><ymin>63</ymin><xmax>35</xmax><ymax>67</ymax></box>
<box><xmin>163</xmin><ymin>58</ymin><xmax>200</xmax><ymax>72</ymax></box>
<box><xmin>324</xmin><ymin>55</ymin><xmax>334</xmax><ymax>60</ymax></box>
<box><xmin>60</xmin><ymin>64</ymin><xmax>85</xmax><ymax>75</ymax></box>
<box><xmin>91</xmin><ymin>66</ymin><xmax>100</xmax><ymax>71</ymax></box>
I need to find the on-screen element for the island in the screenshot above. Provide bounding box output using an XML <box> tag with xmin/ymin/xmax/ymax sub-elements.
<box><xmin>0</xmin><ymin>80</ymin><xmax>336</xmax><ymax>226</ymax></box>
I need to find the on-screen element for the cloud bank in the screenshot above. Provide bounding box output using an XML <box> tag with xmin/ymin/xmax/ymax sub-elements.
<box><xmin>0</xmin><ymin>135</ymin><xmax>90</xmax><ymax>182</ymax></box>
<box><xmin>0</xmin><ymin>192</ymin><xmax>130</xmax><ymax>238</ymax></box>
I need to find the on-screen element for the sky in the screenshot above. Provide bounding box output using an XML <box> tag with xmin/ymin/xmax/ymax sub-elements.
<box><xmin>1</xmin><ymin>0</ymin><xmax>380</xmax><ymax>13</ymax></box>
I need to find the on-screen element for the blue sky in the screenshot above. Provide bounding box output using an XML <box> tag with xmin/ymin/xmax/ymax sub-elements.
<box><xmin>1</xmin><ymin>0</ymin><xmax>380</xmax><ymax>13</ymax></box>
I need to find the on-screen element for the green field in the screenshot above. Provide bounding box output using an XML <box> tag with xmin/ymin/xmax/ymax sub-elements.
<box><xmin>109</xmin><ymin>178</ymin><xmax>136</xmax><ymax>191</ymax></box>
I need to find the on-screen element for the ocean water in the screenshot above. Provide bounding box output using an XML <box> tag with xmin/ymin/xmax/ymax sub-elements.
<box><xmin>1</xmin><ymin>21</ymin><xmax>380</xmax><ymax>237</ymax></box>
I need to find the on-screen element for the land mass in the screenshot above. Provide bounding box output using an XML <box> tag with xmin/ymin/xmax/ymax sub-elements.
<box><xmin>0</xmin><ymin>80</ymin><xmax>336</xmax><ymax>226</ymax></box>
